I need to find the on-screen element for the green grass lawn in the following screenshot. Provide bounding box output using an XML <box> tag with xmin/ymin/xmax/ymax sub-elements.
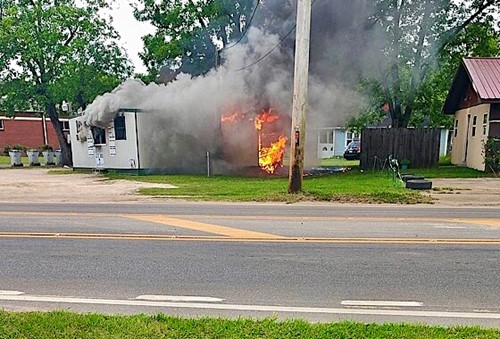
<box><xmin>0</xmin><ymin>155</ymin><xmax>12</xmax><ymax>165</ymax></box>
<box><xmin>4</xmin><ymin>153</ymin><xmax>494</xmax><ymax>203</ymax></box>
<box><xmin>0</xmin><ymin>311</ymin><xmax>498</xmax><ymax>339</ymax></box>
<box><xmin>108</xmin><ymin>169</ymin><xmax>427</xmax><ymax>204</ymax></box>
<box><xmin>320</xmin><ymin>156</ymin><xmax>360</xmax><ymax>167</ymax></box>
<box><xmin>405</xmin><ymin>166</ymin><xmax>491</xmax><ymax>178</ymax></box>
<box><xmin>0</xmin><ymin>154</ymin><xmax>45</xmax><ymax>166</ymax></box>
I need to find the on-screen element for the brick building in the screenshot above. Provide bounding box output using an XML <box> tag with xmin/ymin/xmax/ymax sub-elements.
<box><xmin>0</xmin><ymin>112</ymin><xmax>70</xmax><ymax>152</ymax></box>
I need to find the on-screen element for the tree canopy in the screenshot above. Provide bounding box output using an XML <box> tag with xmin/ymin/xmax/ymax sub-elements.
<box><xmin>134</xmin><ymin>0</ymin><xmax>500</xmax><ymax>128</ymax></box>
<box><xmin>0</xmin><ymin>0</ymin><xmax>132</xmax><ymax>165</ymax></box>
<box><xmin>133</xmin><ymin>0</ymin><xmax>255</xmax><ymax>78</ymax></box>
<box><xmin>360</xmin><ymin>0</ymin><xmax>500</xmax><ymax>128</ymax></box>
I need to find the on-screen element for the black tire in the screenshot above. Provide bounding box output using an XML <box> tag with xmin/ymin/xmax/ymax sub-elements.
<box><xmin>401</xmin><ymin>175</ymin><xmax>425</xmax><ymax>182</ymax></box>
<box><xmin>406</xmin><ymin>180</ymin><xmax>432</xmax><ymax>190</ymax></box>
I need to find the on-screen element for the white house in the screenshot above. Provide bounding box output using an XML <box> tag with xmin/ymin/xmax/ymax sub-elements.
<box><xmin>444</xmin><ymin>58</ymin><xmax>500</xmax><ymax>171</ymax></box>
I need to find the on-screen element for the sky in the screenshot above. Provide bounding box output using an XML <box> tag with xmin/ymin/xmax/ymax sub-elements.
<box><xmin>105</xmin><ymin>2</ymin><xmax>155</xmax><ymax>74</ymax></box>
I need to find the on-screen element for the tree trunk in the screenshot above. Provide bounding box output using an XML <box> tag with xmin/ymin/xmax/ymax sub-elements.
<box><xmin>46</xmin><ymin>103</ymin><xmax>73</xmax><ymax>166</ymax></box>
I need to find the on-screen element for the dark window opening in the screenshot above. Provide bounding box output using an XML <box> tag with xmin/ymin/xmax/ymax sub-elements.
<box><xmin>92</xmin><ymin>126</ymin><xmax>106</xmax><ymax>145</ymax></box>
<box><xmin>472</xmin><ymin>115</ymin><xmax>477</xmax><ymax>137</ymax></box>
<box><xmin>454</xmin><ymin>119</ymin><xmax>459</xmax><ymax>138</ymax></box>
<box><xmin>483</xmin><ymin>113</ymin><xmax>488</xmax><ymax>135</ymax></box>
<box><xmin>114</xmin><ymin>115</ymin><xmax>126</xmax><ymax>140</ymax></box>
<box><xmin>60</xmin><ymin>121</ymin><xmax>70</xmax><ymax>131</ymax></box>
<box><xmin>0</xmin><ymin>119</ymin><xmax>4</xmax><ymax>131</ymax></box>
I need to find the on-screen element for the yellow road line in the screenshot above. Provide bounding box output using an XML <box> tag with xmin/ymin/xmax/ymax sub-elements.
<box><xmin>1</xmin><ymin>211</ymin><xmax>499</xmax><ymax>225</ymax></box>
<box><xmin>450</xmin><ymin>219</ymin><xmax>500</xmax><ymax>228</ymax></box>
<box><xmin>0</xmin><ymin>232</ymin><xmax>499</xmax><ymax>245</ymax></box>
<box><xmin>125</xmin><ymin>214</ymin><xmax>281</xmax><ymax>239</ymax></box>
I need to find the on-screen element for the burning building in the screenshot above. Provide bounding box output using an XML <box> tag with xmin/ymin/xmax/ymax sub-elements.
<box><xmin>70</xmin><ymin>105</ymin><xmax>291</xmax><ymax>175</ymax></box>
<box><xmin>69</xmin><ymin>10</ymin><xmax>365</xmax><ymax>174</ymax></box>
<box><xmin>69</xmin><ymin>80</ymin><xmax>293</xmax><ymax>174</ymax></box>
<box><xmin>220</xmin><ymin>108</ymin><xmax>290</xmax><ymax>174</ymax></box>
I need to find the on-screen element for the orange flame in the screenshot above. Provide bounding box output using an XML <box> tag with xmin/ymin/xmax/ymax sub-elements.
<box><xmin>254</xmin><ymin>109</ymin><xmax>280</xmax><ymax>131</ymax></box>
<box><xmin>254</xmin><ymin>109</ymin><xmax>288</xmax><ymax>174</ymax></box>
<box><xmin>258</xmin><ymin>135</ymin><xmax>288</xmax><ymax>173</ymax></box>
<box><xmin>221</xmin><ymin>108</ymin><xmax>288</xmax><ymax>174</ymax></box>
<box><xmin>221</xmin><ymin>112</ymin><xmax>240</xmax><ymax>123</ymax></box>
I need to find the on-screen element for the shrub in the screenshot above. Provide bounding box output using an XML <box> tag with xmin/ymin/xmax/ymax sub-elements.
<box><xmin>484</xmin><ymin>137</ymin><xmax>500</xmax><ymax>174</ymax></box>
<box><xmin>3</xmin><ymin>144</ymin><xmax>27</xmax><ymax>155</ymax></box>
<box><xmin>39</xmin><ymin>144</ymin><xmax>54</xmax><ymax>152</ymax></box>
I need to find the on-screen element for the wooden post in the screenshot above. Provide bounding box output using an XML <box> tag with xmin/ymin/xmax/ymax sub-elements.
<box><xmin>288</xmin><ymin>0</ymin><xmax>312</xmax><ymax>193</ymax></box>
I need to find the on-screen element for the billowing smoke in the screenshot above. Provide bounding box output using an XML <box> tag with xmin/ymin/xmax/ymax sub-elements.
<box><xmin>81</xmin><ymin>0</ymin><xmax>387</xmax><ymax>173</ymax></box>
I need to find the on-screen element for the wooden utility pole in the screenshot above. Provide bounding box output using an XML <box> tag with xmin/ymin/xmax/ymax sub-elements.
<box><xmin>288</xmin><ymin>0</ymin><xmax>312</xmax><ymax>193</ymax></box>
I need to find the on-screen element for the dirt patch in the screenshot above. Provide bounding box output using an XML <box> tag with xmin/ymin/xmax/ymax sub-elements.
<box><xmin>427</xmin><ymin>178</ymin><xmax>500</xmax><ymax>206</ymax></box>
<box><xmin>0</xmin><ymin>168</ymin><xmax>175</xmax><ymax>203</ymax></box>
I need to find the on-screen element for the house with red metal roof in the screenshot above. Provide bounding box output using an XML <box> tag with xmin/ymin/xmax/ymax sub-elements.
<box><xmin>444</xmin><ymin>57</ymin><xmax>500</xmax><ymax>171</ymax></box>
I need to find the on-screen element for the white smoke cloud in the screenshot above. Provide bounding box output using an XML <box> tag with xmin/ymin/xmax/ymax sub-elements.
<box><xmin>80</xmin><ymin>0</ymin><xmax>384</xmax><ymax>172</ymax></box>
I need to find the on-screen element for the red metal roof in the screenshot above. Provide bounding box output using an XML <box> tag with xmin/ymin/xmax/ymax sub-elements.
<box><xmin>463</xmin><ymin>58</ymin><xmax>500</xmax><ymax>100</ymax></box>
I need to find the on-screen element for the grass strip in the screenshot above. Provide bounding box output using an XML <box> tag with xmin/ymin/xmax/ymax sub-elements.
<box><xmin>0</xmin><ymin>311</ymin><xmax>498</xmax><ymax>338</ymax></box>
<box><xmin>107</xmin><ymin>170</ymin><xmax>427</xmax><ymax>204</ymax></box>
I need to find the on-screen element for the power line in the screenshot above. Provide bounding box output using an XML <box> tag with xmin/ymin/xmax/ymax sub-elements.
<box><xmin>225</xmin><ymin>0</ymin><xmax>261</xmax><ymax>50</ymax></box>
<box><xmin>232</xmin><ymin>0</ymin><xmax>318</xmax><ymax>72</ymax></box>
<box><xmin>233</xmin><ymin>25</ymin><xmax>296</xmax><ymax>72</ymax></box>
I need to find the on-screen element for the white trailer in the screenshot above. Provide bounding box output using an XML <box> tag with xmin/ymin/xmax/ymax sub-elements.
<box><xmin>70</xmin><ymin>108</ymin><xmax>220</xmax><ymax>174</ymax></box>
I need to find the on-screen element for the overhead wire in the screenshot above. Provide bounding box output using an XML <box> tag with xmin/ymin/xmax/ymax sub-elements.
<box><xmin>231</xmin><ymin>0</ymin><xmax>319</xmax><ymax>72</ymax></box>
<box><xmin>225</xmin><ymin>0</ymin><xmax>261</xmax><ymax>50</ymax></box>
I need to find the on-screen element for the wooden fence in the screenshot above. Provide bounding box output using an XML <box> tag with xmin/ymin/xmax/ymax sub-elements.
<box><xmin>360</xmin><ymin>128</ymin><xmax>441</xmax><ymax>170</ymax></box>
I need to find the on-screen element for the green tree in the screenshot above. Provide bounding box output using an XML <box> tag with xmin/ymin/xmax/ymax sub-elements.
<box><xmin>350</xmin><ymin>16</ymin><xmax>500</xmax><ymax>131</ymax></box>
<box><xmin>0</xmin><ymin>0</ymin><xmax>132</xmax><ymax>165</ymax></box>
<box><xmin>133</xmin><ymin>0</ymin><xmax>254</xmax><ymax>79</ymax></box>
<box><xmin>365</xmin><ymin>0</ymin><xmax>500</xmax><ymax>128</ymax></box>
<box><xmin>412</xmin><ymin>20</ymin><xmax>500</xmax><ymax>128</ymax></box>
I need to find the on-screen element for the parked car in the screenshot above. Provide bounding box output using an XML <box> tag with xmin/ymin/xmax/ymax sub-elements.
<box><xmin>343</xmin><ymin>140</ymin><xmax>361</xmax><ymax>160</ymax></box>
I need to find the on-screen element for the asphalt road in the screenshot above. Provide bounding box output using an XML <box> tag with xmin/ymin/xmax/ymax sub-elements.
<box><xmin>0</xmin><ymin>202</ymin><xmax>499</xmax><ymax>327</ymax></box>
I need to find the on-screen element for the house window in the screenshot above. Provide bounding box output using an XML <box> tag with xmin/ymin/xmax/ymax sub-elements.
<box><xmin>454</xmin><ymin>119</ymin><xmax>458</xmax><ymax>138</ymax></box>
<box><xmin>483</xmin><ymin>113</ymin><xmax>488</xmax><ymax>136</ymax></box>
<box><xmin>345</xmin><ymin>131</ymin><xmax>360</xmax><ymax>147</ymax></box>
<box><xmin>114</xmin><ymin>115</ymin><xmax>126</xmax><ymax>140</ymax></box>
<box><xmin>0</xmin><ymin>119</ymin><xmax>4</xmax><ymax>131</ymax></box>
<box><xmin>60</xmin><ymin>121</ymin><xmax>70</xmax><ymax>131</ymax></box>
<box><xmin>319</xmin><ymin>130</ymin><xmax>333</xmax><ymax>144</ymax></box>
<box><xmin>91</xmin><ymin>126</ymin><xmax>106</xmax><ymax>145</ymax></box>
<box><xmin>472</xmin><ymin>115</ymin><xmax>477</xmax><ymax>137</ymax></box>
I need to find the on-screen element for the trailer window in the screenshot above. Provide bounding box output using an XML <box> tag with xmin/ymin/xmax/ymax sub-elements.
<box><xmin>114</xmin><ymin>115</ymin><xmax>126</xmax><ymax>140</ymax></box>
<box><xmin>92</xmin><ymin>126</ymin><xmax>106</xmax><ymax>145</ymax></box>
<box><xmin>60</xmin><ymin>121</ymin><xmax>70</xmax><ymax>131</ymax></box>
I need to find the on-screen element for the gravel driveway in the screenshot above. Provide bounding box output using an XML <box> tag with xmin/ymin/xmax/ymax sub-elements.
<box><xmin>0</xmin><ymin>168</ymin><xmax>174</xmax><ymax>203</ymax></box>
<box><xmin>0</xmin><ymin>168</ymin><xmax>498</xmax><ymax>206</ymax></box>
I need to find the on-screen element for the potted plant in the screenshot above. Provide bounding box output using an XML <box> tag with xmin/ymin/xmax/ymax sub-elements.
<box><xmin>400</xmin><ymin>159</ymin><xmax>411</xmax><ymax>171</ymax></box>
<box><xmin>40</xmin><ymin>145</ymin><xmax>55</xmax><ymax>166</ymax></box>
<box><xmin>26</xmin><ymin>148</ymin><xmax>40</xmax><ymax>166</ymax></box>
<box><xmin>7</xmin><ymin>145</ymin><xmax>25</xmax><ymax>167</ymax></box>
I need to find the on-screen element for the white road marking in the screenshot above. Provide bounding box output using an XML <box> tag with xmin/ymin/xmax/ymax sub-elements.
<box><xmin>341</xmin><ymin>300</ymin><xmax>423</xmax><ymax>307</ymax></box>
<box><xmin>0</xmin><ymin>294</ymin><xmax>499</xmax><ymax>319</ymax></box>
<box><xmin>135</xmin><ymin>295</ymin><xmax>224</xmax><ymax>303</ymax></box>
<box><xmin>0</xmin><ymin>290</ymin><xmax>24</xmax><ymax>295</ymax></box>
